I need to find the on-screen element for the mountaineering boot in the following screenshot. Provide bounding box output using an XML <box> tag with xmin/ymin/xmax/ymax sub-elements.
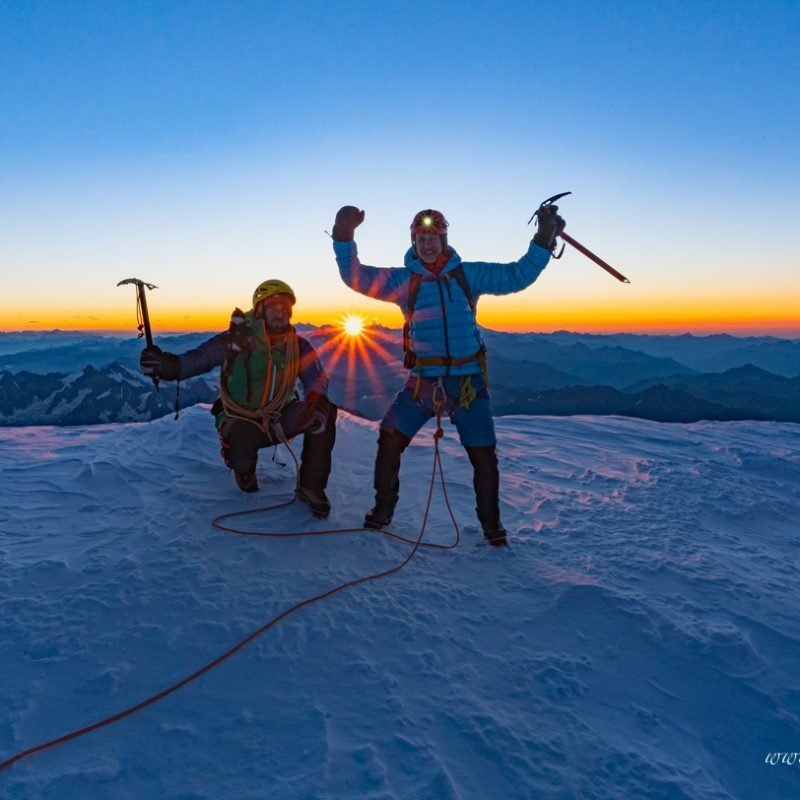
<box><xmin>364</xmin><ymin>507</ymin><xmax>393</xmax><ymax>530</ymax></box>
<box><xmin>234</xmin><ymin>470</ymin><xmax>259</xmax><ymax>493</ymax></box>
<box><xmin>482</xmin><ymin>525</ymin><xmax>509</xmax><ymax>547</ymax></box>
<box><xmin>466</xmin><ymin>445</ymin><xmax>507</xmax><ymax>546</ymax></box>
<box><xmin>364</xmin><ymin>428</ymin><xmax>411</xmax><ymax>528</ymax></box>
<box><xmin>296</xmin><ymin>486</ymin><xmax>331</xmax><ymax>519</ymax></box>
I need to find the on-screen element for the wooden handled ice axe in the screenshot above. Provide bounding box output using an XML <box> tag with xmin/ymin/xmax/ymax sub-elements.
<box><xmin>529</xmin><ymin>192</ymin><xmax>630</xmax><ymax>284</ymax></box>
<box><xmin>117</xmin><ymin>277</ymin><xmax>159</xmax><ymax>388</ymax></box>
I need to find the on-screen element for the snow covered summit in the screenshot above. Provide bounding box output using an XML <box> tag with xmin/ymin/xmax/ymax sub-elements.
<box><xmin>2</xmin><ymin>407</ymin><xmax>799</xmax><ymax>799</ymax></box>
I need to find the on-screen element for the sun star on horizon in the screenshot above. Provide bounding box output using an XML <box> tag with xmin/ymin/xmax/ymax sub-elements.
<box><xmin>310</xmin><ymin>315</ymin><xmax>400</xmax><ymax>409</ymax></box>
<box><xmin>341</xmin><ymin>313</ymin><xmax>366</xmax><ymax>337</ymax></box>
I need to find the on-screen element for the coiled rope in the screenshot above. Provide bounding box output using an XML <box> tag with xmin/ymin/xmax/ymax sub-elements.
<box><xmin>220</xmin><ymin>323</ymin><xmax>301</xmax><ymax>433</ymax></box>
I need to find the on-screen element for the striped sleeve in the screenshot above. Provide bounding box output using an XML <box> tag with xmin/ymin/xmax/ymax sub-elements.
<box><xmin>333</xmin><ymin>240</ymin><xmax>408</xmax><ymax>306</ymax></box>
<box><xmin>460</xmin><ymin>240</ymin><xmax>551</xmax><ymax>297</ymax></box>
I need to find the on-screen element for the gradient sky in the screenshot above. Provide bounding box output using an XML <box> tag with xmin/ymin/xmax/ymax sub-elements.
<box><xmin>1</xmin><ymin>0</ymin><xmax>798</xmax><ymax>336</ymax></box>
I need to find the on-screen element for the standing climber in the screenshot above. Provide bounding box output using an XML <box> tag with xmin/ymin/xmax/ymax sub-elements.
<box><xmin>139</xmin><ymin>280</ymin><xmax>337</xmax><ymax>518</ymax></box>
<box><xmin>331</xmin><ymin>205</ymin><xmax>564</xmax><ymax>545</ymax></box>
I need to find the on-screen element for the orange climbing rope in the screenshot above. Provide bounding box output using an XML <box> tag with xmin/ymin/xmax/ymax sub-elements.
<box><xmin>0</xmin><ymin>399</ymin><xmax>459</xmax><ymax>773</ymax></box>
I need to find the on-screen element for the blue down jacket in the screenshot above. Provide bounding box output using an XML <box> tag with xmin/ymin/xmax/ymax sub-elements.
<box><xmin>334</xmin><ymin>239</ymin><xmax>552</xmax><ymax>377</ymax></box>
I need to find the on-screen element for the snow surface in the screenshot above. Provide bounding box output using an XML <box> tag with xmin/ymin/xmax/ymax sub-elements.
<box><xmin>1</xmin><ymin>407</ymin><xmax>799</xmax><ymax>799</ymax></box>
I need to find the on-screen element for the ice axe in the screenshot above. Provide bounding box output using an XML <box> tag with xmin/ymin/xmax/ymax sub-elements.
<box><xmin>529</xmin><ymin>192</ymin><xmax>630</xmax><ymax>284</ymax></box>
<box><xmin>117</xmin><ymin>277</ymin><xmax>160</xmax><ymax>389</ymax></box>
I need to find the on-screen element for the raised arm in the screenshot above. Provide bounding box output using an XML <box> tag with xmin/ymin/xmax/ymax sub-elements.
<box><xmin>461</xmin><ymin>204</ymin><xmax>566</xmax><ymax>297</ymax></box>
<box><xmin>331</xmin><ymin>205</ymin><xmax>408</xmax><ymax>305</ymax></box>
<box><xmin>461</xmin><ymin>240</ymin><xmax>552</xmax><ymax>297</ymax></box>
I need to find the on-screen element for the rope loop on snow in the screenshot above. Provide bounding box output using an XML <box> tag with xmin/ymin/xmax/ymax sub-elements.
<box><xmin>0</xmin><ymin>423</ymin><xmax>460</xmax><ymax>774</ymax></box>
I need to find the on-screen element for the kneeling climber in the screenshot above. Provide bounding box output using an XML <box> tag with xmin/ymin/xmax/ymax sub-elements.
<box><xmin>139</xmin><ymin>279</ymin><xmax>337</xmax><ymax>518</ymax></box>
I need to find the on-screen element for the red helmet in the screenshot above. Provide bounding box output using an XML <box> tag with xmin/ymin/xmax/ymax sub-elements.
<box><xmin>410</xmin><ymin>209</ymin><xmax>449</xmax><ymax>235</ymax></box>
<box><xmin>410</xmin><ymin>209</ymin><xmax>449</xmax><ymax>258</ymax></box>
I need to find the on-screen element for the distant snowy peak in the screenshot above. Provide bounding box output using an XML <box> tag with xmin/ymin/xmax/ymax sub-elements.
<box><xmin>2</xmin><ymin>330</ymin><xmax>799</xmax><ymax>426</ymax></box>
<box><xmin>0</xmin><ymin>362</ymin><xmax>217</xmax><ymax>426</ymax></box>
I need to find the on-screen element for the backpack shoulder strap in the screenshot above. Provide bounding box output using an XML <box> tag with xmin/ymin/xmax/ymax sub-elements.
<box><xmin>402</xmin><ymin>273</ymin><xmax>424</xmax><ymax>367</ymax></box>
<box><xmin>450</xmin><ymin>264</ymin><xmax>476</xmax><ymax>312</ymax></box>
<box><xmin>405</xmin><ymin>265</ymin><xmax>475</xmax><ymax>322</ymax></box>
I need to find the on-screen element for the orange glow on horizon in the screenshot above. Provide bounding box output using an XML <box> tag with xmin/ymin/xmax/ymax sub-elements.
<box><xmin>1</xmin><ymin>296</ymin><xmax>798</xmax><ymax>338</ymax></box>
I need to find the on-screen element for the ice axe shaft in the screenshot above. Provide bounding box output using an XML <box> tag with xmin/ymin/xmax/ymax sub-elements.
<box><xmin>136</xmin><ymin>282</ymin><xmax>154</xmax><ymax>346</ymax></box>
<box><xmin>560</xmin><ymin>231</ymin><xmax>630</xmax><ymax>284</ymax></box>
<box><xmin>117</xmin><ymin>278</ymin><xmax>159</xmax><ymax>389</ymax></box>
<box><xmin>530</xmin><ymin>191</ymin><xmax>631</xmax><ymax>284</ymax></box>
<box><xmin>117</xmin><ymin>278</ymin><xmax>158</xmax><ymax>345</ymax></box>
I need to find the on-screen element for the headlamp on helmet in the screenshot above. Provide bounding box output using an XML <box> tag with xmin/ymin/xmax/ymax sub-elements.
<box><xmin>410</xmin><ymin>209</ymin><xmax>448</xmax><ymax>235</ymax></box>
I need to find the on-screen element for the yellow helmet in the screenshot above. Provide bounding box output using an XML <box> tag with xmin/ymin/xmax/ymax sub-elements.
<box><xmin>252</xmin><ymin>279</ymin><xmax>296</xmax><ymax>308</ymax></box>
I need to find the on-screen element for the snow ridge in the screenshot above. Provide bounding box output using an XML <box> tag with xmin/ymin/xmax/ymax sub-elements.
<box><xmin>1</xmin><ymin>408</ymin><xmax>799</xmax><ymax>799</ymax></box>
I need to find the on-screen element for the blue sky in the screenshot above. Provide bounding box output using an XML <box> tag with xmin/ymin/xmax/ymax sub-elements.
<box><xmin>1</xmin><ymin>0</ymin><xmax>798</xmax><ymax>333</ymax></box>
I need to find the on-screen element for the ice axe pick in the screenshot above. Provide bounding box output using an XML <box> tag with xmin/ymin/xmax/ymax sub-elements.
<box><xmin>529</xmin><ymin>192</ymin><xmax>630</xmax><ymax>284</ymax></box>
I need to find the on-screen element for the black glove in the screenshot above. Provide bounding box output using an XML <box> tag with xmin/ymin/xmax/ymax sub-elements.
<box><xmin>332</xmin><ymin>206</ymin><xmax>365</xmax><ymax>242</ymax></box>
<box><xmin>297</xmin><ymin>391</ymin><xmax>328</xmax><ymax>434</ymax></box>
<box><xmin>139</xmin><ymin>345</ymin><xmax>181</xmax><ymax>381</ymax></box>
<box><xmin>533</xmin><ymin>204</ymin><xmax>566</xmax><ymax>251</ymax></box>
